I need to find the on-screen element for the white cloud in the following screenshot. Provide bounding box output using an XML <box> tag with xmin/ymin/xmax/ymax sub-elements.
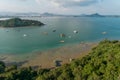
<box><xmin>35</xmin><ymin>0</ymin><xmax>103</xmax><ymax>7</ymax></box>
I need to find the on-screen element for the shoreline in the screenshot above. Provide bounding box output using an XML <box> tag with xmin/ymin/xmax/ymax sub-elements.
<box><xmin>22</xmin><ymin>42</ymin><xmax>97</xmax><ymax>68</ymax></box>
<box><xmin>0</xmin><ymin>42</ymin><xmax>97</xmax><ymax>69</ymax></box>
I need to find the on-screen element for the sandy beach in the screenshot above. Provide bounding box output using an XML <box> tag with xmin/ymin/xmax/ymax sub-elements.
<box><xmin>21</xmin><ymin>42</ymin><xmax>97</xmax><ymax>68</ymax></box>
<box><xmin>0</xmin><ymin>42</ymin><xmax>97</xmax><ymax>68</ymax></box>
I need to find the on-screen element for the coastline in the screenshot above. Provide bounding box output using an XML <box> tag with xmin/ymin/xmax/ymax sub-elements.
<box><xmin>0</xmin><ymin>42</ymin><xmax>97</xmax><ymax>69</ymax></box>
<box><xmin>22</xmin><ymin>42</ymin><xmax>97</xmax><ymax>68</ymax></box>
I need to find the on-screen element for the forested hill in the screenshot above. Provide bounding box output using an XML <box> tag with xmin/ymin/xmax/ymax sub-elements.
<box><xmin>0</xmin><ymin>18</ymin><xmax>44</xmax><ymax>27</ymax></box>
<box><xmin>0</xmin><ymin>40</ymin><xmax>120</xmax><ymax>80</ymax></box>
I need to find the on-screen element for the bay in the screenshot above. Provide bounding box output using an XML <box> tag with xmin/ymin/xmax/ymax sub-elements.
<box><xmin>0</xmin><ymin>17</ymin><xmax>120</xmax><ymax>55</ymax></box>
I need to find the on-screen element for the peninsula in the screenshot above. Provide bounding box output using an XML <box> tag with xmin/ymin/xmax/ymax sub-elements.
<box><xmin>0</xmin><ymin>18</ymin><xmax>44</xmax><ymax>27</ymax></box>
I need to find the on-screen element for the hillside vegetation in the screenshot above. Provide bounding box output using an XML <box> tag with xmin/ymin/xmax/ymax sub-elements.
<box><xmin>0</xmin><ymin>40</ymin><xmax>120</xmax><ymax>80</ymax></box>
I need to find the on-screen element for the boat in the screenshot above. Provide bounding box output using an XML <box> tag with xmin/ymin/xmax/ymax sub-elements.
<box><xmin>73</xmin><ymin>30</ymin><xmax>78</xmax><ymax>33</ymax></box>
<box><xmin>53</xmin><ymin>30</ymin><xmax>56</xmax><ymax>32</ymax></box>
<box><xmin>43</xmin><ymin>32</ymin><xmax>48</xmax><ymax>35</ymax></box>
<box><xmin>59</xmin><ymin>40</ymin><xmax>65</xmax><ymax>43</ymax></box>
<box><xmin>60</xmin><ymin>33</ymin><xmax>66</xmax><ymax>38</ymax></box>
<box><xmin>23</xmin><ymin>34</ymin><xmax>27</xmax><ymax>37</ymax></box>
<box><xmin>102</xmin><ymin>31</ymin><xmax>107</xmax><ymax>34</ymax></box>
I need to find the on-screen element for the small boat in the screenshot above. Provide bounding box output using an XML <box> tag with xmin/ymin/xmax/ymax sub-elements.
<box><xmin>60</xmin><ymin>34</ymin><xmax>66</xmax><ymax>38</ymax></box>
<box><xmin>43</xmin><ymin>32</ymin><xmax>48</xmax><ymax>35</ymax></box>
<box><xmin>102</xmin><ymin>32</ymin><xmax>107</xmax><ymax>34</ymax></box>
<box><xmin>6</xmin><ymin>30</ymin><xmax>9</xmax><ymax>32</ymax></box>
<box><xmin>53</xmin><ymin>30</ymin><xmax>56</xmax><ymax>32</ymax></box>
<box><xmin>23</xmin><ymin>34</ymin><xmax>27</xmax><ymax>37</ymax></box>
<box><xmin>32</xmin><ymin>23</ymin><xmax>35</xmax><ymax>24</ymax></box>
<box><xmin>73</xmin><ymin>30</ymin><xmax>78</xmax><ymax>33</ymax></box>
<box><xmin>60</xmin><ymin>40</ymin><xmax>65</xmax><ymax>43</ymax></box>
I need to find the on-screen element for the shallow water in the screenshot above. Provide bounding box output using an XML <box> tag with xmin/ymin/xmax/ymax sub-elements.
<box><xmin>0</xmin><ymin>17</ymin><xmax>120</xmax><ymax>55</ymax></box>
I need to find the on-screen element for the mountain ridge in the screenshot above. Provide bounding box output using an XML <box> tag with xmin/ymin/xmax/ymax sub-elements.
<box><xmin>0</xmin><ymin>12</ymin><xmax>120</xmax><ymax>17</ymax></box>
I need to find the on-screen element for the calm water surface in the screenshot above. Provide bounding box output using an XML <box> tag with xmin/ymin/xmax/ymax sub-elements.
<box><xmin>0</xmin><ymin>17</ymin><xmax>120</xmax><ymax>54</ymax></box>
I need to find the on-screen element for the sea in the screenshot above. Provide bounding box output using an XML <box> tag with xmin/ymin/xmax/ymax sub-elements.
<box><xmin>0</xmin><ymin>17</ymin><xmax>120</xmax><ymax>56</ymax></box>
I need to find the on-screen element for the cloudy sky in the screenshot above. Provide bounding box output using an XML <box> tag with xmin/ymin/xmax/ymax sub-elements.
<box><xmin>0</xmin><ymin>0</ymin><xmax>120</xmax><ymax>15</ymax></box>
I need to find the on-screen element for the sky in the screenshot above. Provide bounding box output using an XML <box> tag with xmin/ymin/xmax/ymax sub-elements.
<box><xmin>0</xmin><ymin>0</ymin><xmax>120</xmax><ymax>15</ymax></box>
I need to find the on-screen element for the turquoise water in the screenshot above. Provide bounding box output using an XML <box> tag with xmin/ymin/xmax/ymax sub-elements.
<box><xmin>0</xmin><ymin>17</ymin><xmax>120</xmax><ymax>54</ymax></box>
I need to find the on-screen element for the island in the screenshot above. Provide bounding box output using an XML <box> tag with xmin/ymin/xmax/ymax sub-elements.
<box><xmin>0</xmin><ymin>18</ymin><xmax>44</xmax><ymax>27</ymax></box>
<box><xmin>81</xmin><ymin>13</ymin><xmax>105</xmax><ymax>17</ymax></box>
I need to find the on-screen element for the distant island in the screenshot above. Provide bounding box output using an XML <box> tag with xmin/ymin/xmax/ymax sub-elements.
<box><xmin>0</xmin><ymin>18</ymin><xmax>44</xmax><ymax>27</ymax></box>
<box><xmin>0</xmin><ymin>12</ymin><xmax>120</xmax><ymax>18</ymax></box>
<box><xmin>82</xmin><ymin>13</ymin><xmax>105</xmax><ymax>17</ymax></box>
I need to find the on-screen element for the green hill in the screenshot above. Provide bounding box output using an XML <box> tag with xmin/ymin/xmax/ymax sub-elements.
<box><xmin>0</xmin><ymin>18</ymin><xmax>44</xmax><ymax>27</ymax></box>
<box><xmin>0</xmin><ymin>40</ymin><xmax>120</xmax><ymax>80</ymax></box>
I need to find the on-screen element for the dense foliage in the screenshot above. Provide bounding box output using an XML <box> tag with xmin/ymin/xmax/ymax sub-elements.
<box><xmin>0</xmin><ymin>18</ymin><xmax>44</xmax><ymax>27</ymax></box>
<box><xmin>0</xmin><ymin>40</ymin><xmax>120</xmax><ymax>80</ymax></box>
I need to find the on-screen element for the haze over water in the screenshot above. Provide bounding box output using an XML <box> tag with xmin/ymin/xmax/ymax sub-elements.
<box><xmin>0</xmin><ymin>17</ymin><xmax>120</xmax><ymax>55</ymax></box>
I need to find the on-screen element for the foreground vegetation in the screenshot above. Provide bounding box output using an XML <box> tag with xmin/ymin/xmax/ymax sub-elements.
<box><xmin>0</xmin><ymin>40</ymin><xmax>120</xmax><ymax>80</ymax></box>
<box><xmin>0</xmin><ymin>18</ymin><xmax>44</xmax><ymax>27</ymax></box>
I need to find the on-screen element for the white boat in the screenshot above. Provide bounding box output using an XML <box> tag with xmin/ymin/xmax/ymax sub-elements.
<box><xmin>23</xmin><ymin>34</ymin><xmax>27</xmax><ymax>37</ymax></box>
<box><xmin>60</xmin><ymin>40</ymin><xmax>65</xmax><ymax>43</ymax></box>
<box><xmin>73</xmin><ymin>30</ymin><xmax>78</xmax><ymax>33</ymax></box>
<box><xmin>102</xmin><ymin>32</ymin><xmax>107</xmax><ymax>34</ymax></box>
